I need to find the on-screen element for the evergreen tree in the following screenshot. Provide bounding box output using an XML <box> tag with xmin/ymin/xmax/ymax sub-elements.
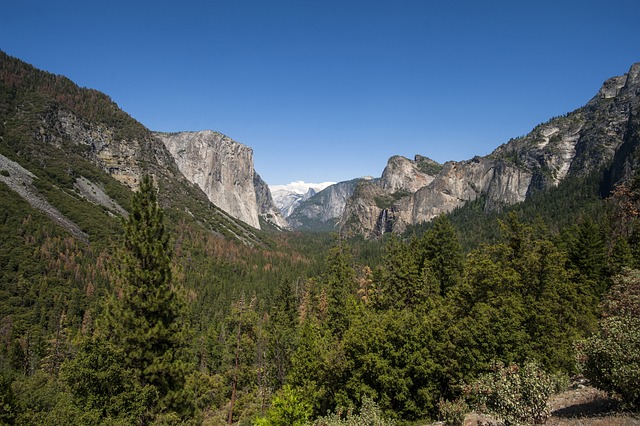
<box><xmin>375</xmin><ymin>235</ymin><xmax>424</xmax><ymax>309</ymax></box>
<box><xmin>288</xmin><ymin>317</ymin><xmax>345</xmax><ymax>417</ymax></box>
<box><xmin>267</xmin><ymin>280</ymin><xmax>299</xmax><ymax>389</ymax></box>
<box><xmin>414</xmin><ymin>215</ymin><xmax>463</xmax><ymax>297</ymax></box>
<box><xmin>566</xmin><ymin>218</ymin><xmax>608</xmax><ymax>297</ymax></box>
<box><xmin>102</xmin><ymin>175</ymin><xmax>191</xmax><ymax>419</ymax></box>
<box><xmin>324</xmin><ymin>243</ymin><xmax>357</xmax><ymax>338</ymax></box>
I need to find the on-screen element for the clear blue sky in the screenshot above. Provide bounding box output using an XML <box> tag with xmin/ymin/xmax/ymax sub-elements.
<box><xmin>2</xmin><ymin>1</ymin><xmax>639</xmax><ymax>185</ymax></box>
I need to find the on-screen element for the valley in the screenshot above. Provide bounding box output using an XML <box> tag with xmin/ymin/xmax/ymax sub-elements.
<box><xmin>1</xmin><ymin>50</ymin><xmax>639</xmax><ymax>425</ymax></box>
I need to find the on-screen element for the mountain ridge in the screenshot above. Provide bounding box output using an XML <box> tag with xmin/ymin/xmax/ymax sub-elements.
<box><xmin>0</xmin><ymin>50</ymin><xmax>268</xmax><ymax>245</ymax></box>
<box><xmin>338</xmin><ymin>62</ymin><xmax>640</xmax><ymax>238</ymax></box>
<box><xmin>3</xmin><ymin>50</ymin><xmax>640</xmax><ymax>241</ymax></box>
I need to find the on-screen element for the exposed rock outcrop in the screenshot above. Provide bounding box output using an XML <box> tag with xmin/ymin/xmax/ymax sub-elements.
<box><xmin>340</xmin><ymin>62</ymin><xmax>640</xmax><ymax>238</ymax></box>
<box><xmin>0</xmin><ymin>153</ymin><xmax>89</xmax><ymax>243</ymax></box>
<box><xmin>157</xmin><ymin>131</ymin><xmax>261</xmax><ymax>228</ymax></box>
<box><xmin>287</xmin><ymin>178</ymin><xmax>366</xmax><ymax>231</ymax></box>
<box><xmin>380</xmin><ymin>155</ymin><xmax>438</xmax><ymax>192</ymax></box>
<box><xmin>254</xmin><ymin>172</ymin><xmax>290</xmax><ymax>230</ymax></box>
<box><xmin>157</xmin><ymin>130</ymin><xmax>288</xmax><ymax>230</ymax></box>
<box><xmin>272</xmin><ymin>187</ymin><xmax>318</xmax><ymax>218</ymax></box>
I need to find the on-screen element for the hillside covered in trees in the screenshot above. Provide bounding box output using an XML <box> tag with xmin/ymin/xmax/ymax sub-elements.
<box><xmin>1</xmin><ymin>52</ymin><xmax>640</xmax><ymax>425</ymax></box>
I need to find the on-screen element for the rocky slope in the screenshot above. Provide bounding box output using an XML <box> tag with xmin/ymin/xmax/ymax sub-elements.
<box><xmin>253</xmin><ymin>172</ymin><xmax>290</xmax><ymax>230</ymax></box>
<box><xmin>156</xmin><ymin>130</ymin><xmax>287</xmax><ymax>230</ymax></box>
<box><xmin>287</xmin><ymin>178</ymin><xmax>368</xmax><ymax>231</ymax></box>
<box><xmin>0</xmin><ymin>51</ymin><xmax>265</xmax><ymax>245</ymax></box>
<box><xmin>272</xmin><ymin>187</ymin><xmax>318</xmax><ymax>218</ymax></box>
<box><xmin>341</xmin><ymin>62</ymin><xmax>640</xmax><ymax>238</ymax></box>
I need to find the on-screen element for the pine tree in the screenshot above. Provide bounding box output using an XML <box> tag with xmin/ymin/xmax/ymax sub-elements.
<box><xmin>414</xmin><ymin>215</ymin><xmax>463</xmax><ymax>297</ymax></box>
<box><xmin>567</xmin><ymin>218</ymin><xmax>608</xmax><ymax>296</ymax></box>
<box><xmin>324</xmin><ymin>243</ymin><xmax>357</xmax><ymax>338</ymax></box>
<box><xmin>376</xmin><ymin>235</ymin><xmax>424</xmax><ymax>309</ymax></box>
<box><xmin>102</xmin><ymin>175</ymin><xmax>191</xmax><ymax>419</ymax></box>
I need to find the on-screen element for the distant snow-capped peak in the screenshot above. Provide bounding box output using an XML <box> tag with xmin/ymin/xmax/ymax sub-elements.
<box><xmin>270</xmin><ymin>181</ymin><xmax>336</xmax><ymax>217</ymax></box>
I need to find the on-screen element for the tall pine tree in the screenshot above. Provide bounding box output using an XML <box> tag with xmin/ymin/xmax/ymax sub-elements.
<box><xmin>102</xmin><ymin>175</ymin><xmax>191</xmax><ymax>419</ymax></box>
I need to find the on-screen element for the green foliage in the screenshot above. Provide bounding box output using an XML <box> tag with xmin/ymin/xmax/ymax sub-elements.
<box><xmin>312</xmin><ymin>396</ymin><xmax>396</xmax><ymax>426</ymax></box>
<box><xmin>325</xmin><ymin>243</ymin><xmax>357</xmax><ymax>337</ymax></box>
<box><xmin>416</xmin><ymin>158</ymin><xmax>443</xmax><ymax>176</ymax></box>
<box><xmin>449</xmin><ymin>214</ymin><xmax>596</xmax><ymax>375</ymax></box>
<box><xmin>252</xmin><ymin>385</ymin><xmax>311</xmax><ymax>426</ymax></box>
<box><xmin>59</xmin><ymin>336</ymin><xmax>157</xmax><ymax>423</ymax></box>
<box><xmin>437</xmin><ymin>398</ymin><xmax>468</xmax><ymax>426</ymax></box>
<box><xmin>0</xmin><ymin>372</ymin><xmax>15</xmax><ymax>425</ymax></box>
<box><xmin>1</xmin><ymin>50</ymin><xmax>149</xmax><ymax>142</ymax></box>
<box><xmin>413</xmin><ymin>215</ymin><xmax>463</xmax><ymax>297</ymax></box>
<box><xmin>465</xmin><ymin>361</ymin><xmax>556</xmax><ymax>426</ymax></box>
<box><xmin>10</xmin><ymin>370</ymin><xmax>97</xmax><ymax>426</ymax></box>
<box><xmin>373</xmin><ymin>191</ymin><xmax>409</xmax><ymax>210</ymax></box>
<box><xmin>101</xmin><ymin>175</ymin><xmax>191</xmax><ymax>419</ymax></box>
<box><xmin>288</xmin><ymin>318</ymin><xmax>345</xmax><ymax>417</ymax></box>
<box><xmin>342</xmin><ymin>307</ymin><xmax>447</xmax><ymax>420</ymax></box>
<box><xmin>374</xmin><ymin>235</ymin><xmax>429</xmax><ymax>310</ymax></box>
<box><xmin>576</xmin><ymin>269</ymin><xmax>640</xmax><ymax>408</ymax></box>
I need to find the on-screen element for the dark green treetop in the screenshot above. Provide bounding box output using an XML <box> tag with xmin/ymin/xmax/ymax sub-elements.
<box><xmin>102</xmin><ymin>174</ymin><xmax>191</xmax><ymax>418</ymax></box>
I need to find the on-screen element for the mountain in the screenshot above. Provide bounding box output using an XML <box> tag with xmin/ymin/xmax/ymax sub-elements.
<box><xmin>287</xmin><ymin>177</ymin><xmax>369</xmax><ymax>231</ymax></box>
<box><xmin>0</xmin><ymin>50</ymin><xmax>266</xmax><ymax>245</ymax></box>
<box><xmin>272</xmin><ymin>187</ymin><xmax>314</xmax><ymax>217</ymax></box>
<box><xmin>155</xmin><ymin>130</ymin><xmax>288</xmax><ymax>230</ymax></box>
<box><xmin>339</xmin><ymin>62</ymin><xmax>640</xmax><ymax>238</ymax></box>
<box><xmin>271</xmin><ymin>181</ymin><xmax>335</xmax><ymax>217</ymax></box>
<box><xmin>253</xmin><ymin>171</ymin><xmax>290</xmax><ymax>230</ymax></box>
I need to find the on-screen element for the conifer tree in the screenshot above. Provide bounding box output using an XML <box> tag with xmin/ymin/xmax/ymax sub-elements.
<box><xmin>376</xmin><ymin>235</ymin><xmax>424</xmax><ymax>309</ymax></box>
<box><xmin>415</xmin><ymin>215</ymin><xmax>463</xmax><ymax>297</ymax></box>
<box><xmin>324</xmin><ymin>243</ymin><xmax>357</xmax><ymax>338</ymax></box>
<box><xmin>567</xmin><ymin>218</ymin><xmax>608</xmax><ymax>297</ymax></box>
<box><xmin>103</xmin><ymin>175</ymin><xmax>190</xmax><ymax>418</ymax></box>
<box><xmin>267</xmin><ymin>280</ymin><xmax>298</xmax><ymax>388</ymax></box>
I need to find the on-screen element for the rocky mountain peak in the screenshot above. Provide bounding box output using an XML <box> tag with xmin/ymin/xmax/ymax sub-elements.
<box><xmin>340</xmin><ymin>62</ymin><xmax>640</xmax><ymax>239</ymax></box>
<box><xmin>380</xmin><ymin>155</ymin><xmax>440</xmax><ymax>193</ymax></box>
<box><xmin>156</xmin><ymin>130</ymin><xmax>287</xmax><ymax>230</ymax></box>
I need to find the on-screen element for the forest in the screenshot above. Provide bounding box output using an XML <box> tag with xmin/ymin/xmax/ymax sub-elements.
<box><xmin>1</xmin><ymin>50</ymin><xmax>640</xmax><ymax>425</ymax></box>
<box><xmin>1</xmin><ymin>163</ymin><xmax>640</xmax><ymax>425</ymax></box>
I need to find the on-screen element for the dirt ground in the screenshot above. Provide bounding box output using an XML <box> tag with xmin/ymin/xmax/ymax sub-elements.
<box><xmin>545</xmin><ymin>385</ymin><xmax>639</xmax><ymax>426</ymax></box>
<box><xmin>459</xmin><ymin>383</ymin><xmax>639</xmax><ymax>426</ymax></box>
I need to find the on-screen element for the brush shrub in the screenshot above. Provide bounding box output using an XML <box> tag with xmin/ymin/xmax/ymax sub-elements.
<box><xmin>576</xmin><ymin>269</ymin><xmax>640</xmax><ymax>408</ymax></box>
<box><xmin>465</xmin><ymin>361</ymin><xmax>555</xmax><ymax>425</ymax></box>
<box><xmin>437</xmin><ymin>398</ymin><xmax>468</xmax><ymax>426</ymax></box>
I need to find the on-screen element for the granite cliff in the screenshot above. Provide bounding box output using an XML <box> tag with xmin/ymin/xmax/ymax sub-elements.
<box><xmin>287</xmin><ymin>178</ymin><xmax>366</xmax><ymax>231</ymax></box>
<box><xmin>340</xmin><ymin>62</ymin><xmax>640</xmax><ymax>238</ymax></box>
<box><xmin>156</xmin><ymin>130</ymin><xmax>287</xmax><ymax>230</ymax></box>
<box><xmin>0</xmin><ymin>51</ymin><xmax>266</xmax><ymax>245</ymax></box>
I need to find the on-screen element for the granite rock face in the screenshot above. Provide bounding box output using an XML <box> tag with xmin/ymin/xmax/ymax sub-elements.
<box><xmin>380</xmin><ymin>155</ymin><xmax>438</xmax><ymax>192</ymax></box>
<box><xmin>340</xmin><ymin>62</ymin><xmax>640</xmax><ymax>238</ymax></box>
<box><xmin>157</xmin><ymin>130</ymin><xmax>287</xmax><ymax>229</ymax></box>
<box><xmin>38</xmin><ymin>105</ymin><xmax>167</xmax><ymax>189</ymax></box>
<box><xmin>253</xmin><ymin>172</ymin><xmax>290</xmax><ymax>230</ymax></box>
<box><xmin>287</xmin><ymin>178</ymin><xmax>366</xmax><ymax>231</ymax></box>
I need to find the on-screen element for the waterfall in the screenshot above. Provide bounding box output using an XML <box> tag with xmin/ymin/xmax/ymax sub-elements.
<box><xmin>376</xmin><ymin>208</ymin><xmax>389</xmax><ymax>236</ymax></box>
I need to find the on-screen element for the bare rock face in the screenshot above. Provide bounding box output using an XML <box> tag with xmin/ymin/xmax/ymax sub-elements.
<box><xmin>380</xmin><ymin>155</ymin><xmax>436</xmax><ymax>192</ymax></box>
<box><xmin>253</xmin><ymin>172</ymin><xmax>290</xmax><ymax>230</ymax></box>
<box><xmin>157</xmin><ymin>131</ymin><xmax>262</xmax><ymax>229</ymax></box>
<box><xmin>287</xmin><ymin>178</ymin><xmax>365</xmax><ymax>231</ymax></box>
<box><xmin>341</xmin><ymin>62</ymin><xmax>640</xmax><ymax>239</ymax></box>
<box><xmin>38</xmin><ymin>107</ymin><xmax>152</xmax><ymax>189</ymax></box>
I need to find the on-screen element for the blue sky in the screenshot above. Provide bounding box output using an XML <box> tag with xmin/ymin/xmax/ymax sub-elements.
<box><xmin>2</xmin><ymin>1</ymin><xmax>640</xmax><ymax>185</ymax></box>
